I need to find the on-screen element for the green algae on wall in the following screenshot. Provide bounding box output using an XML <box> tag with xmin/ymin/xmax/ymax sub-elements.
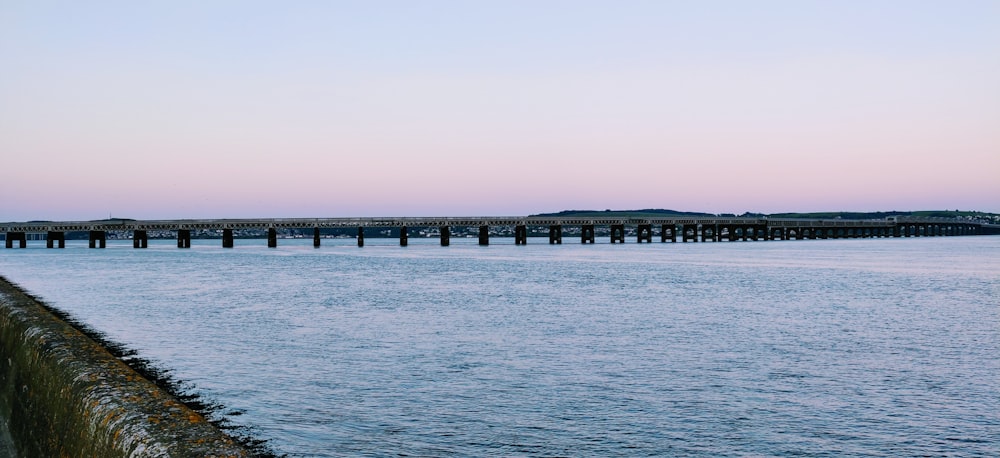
<box><xmin>0</xmin><ymin>276</ymin><xmax>251</xmax><ymax>457</ymax></box>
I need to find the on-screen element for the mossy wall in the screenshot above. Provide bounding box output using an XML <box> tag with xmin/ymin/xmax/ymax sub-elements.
<box><xmin>0</xmin><ymin>277</ymin><xmax>250</xmax><ymax>457</ymax></box>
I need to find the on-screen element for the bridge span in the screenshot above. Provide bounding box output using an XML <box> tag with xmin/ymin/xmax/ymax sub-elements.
<box><xmin>2</xmin><ymin>216</ymin><xmax>995</xmax><ymax>249</ymax></box>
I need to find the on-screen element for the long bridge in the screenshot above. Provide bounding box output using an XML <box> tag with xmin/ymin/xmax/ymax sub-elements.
<box><xmin>2</xmin><ymin>215</ymin><xmax>996</xmax><ymax>249</ymax></box>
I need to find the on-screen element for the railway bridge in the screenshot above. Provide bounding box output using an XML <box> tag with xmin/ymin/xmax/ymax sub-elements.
<box><xmin>3</xmin><ymin>216</ymin><xmax>994</xmax><ymax>249</ymax></box>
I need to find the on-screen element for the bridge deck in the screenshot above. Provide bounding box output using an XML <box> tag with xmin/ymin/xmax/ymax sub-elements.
<box><xmin>0</xmin><ymin>215</ymin><xmax>961</xmax><ymax>232</ymax></box>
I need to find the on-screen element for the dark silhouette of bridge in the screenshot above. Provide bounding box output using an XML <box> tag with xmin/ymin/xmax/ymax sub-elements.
<box><xmin>3</xmin><ymin>215</ymin><xmax>995</xmax><ymax>249</ymax></box>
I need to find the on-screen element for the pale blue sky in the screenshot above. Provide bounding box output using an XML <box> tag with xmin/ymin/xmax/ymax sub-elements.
<box><xmin>2</xmin><ymin>1</ymin><xmax>998</xmax><ymax>220</ymax></box>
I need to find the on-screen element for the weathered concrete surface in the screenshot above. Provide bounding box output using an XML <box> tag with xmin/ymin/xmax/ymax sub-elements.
<box><xmin>0</xmin><ymin>276</ymin><xmax>251</xmax><ymax>457</ymax></box>
<box><xmin>0</xmin><ymin>414</ymin><xmax>15</xmax><ymax>457</ymax></box>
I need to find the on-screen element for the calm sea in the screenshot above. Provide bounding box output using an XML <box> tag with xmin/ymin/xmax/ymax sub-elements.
<box><xmin>2</xmin><ymin>236</ymin><xmax>998</xmax><ymax>457</ymax></box>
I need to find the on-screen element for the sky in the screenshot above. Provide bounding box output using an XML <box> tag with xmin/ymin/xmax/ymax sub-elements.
<box><xmin>2</xmin><ymin>1</ymin><xmax>998</xmax><ymax>221</ymax></box>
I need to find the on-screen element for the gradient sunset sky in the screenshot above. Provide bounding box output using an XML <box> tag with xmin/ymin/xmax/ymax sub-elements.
<box><xmin>2</xmin><ymin>1</ymin><xmax>998</xmax><ymax>221</ymax></box>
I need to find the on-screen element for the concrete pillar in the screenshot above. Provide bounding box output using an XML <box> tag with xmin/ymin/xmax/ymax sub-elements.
<box><xmin>478</xmin><ymin>225</ymin><xmax>489</xmax><ymax>246</ymax></box>
<box><xmin>770</xmin><ymin>227</ymin><xmax>784</xmax><ymax>241</ymax></box>
<box><xmin>47</xmin><ymin>231</ymin><xmax>65</xmax><ymax>248</ymax></box>
<box><xmin>133</xmin><ymin>230</ymin><xmax>148</xmax><ymax>249</ymax></box>
<box><xmin>357</xmin><ymin>227</ymin><xmax>364</xmax><ymax>247</ymax></box>
<box><xmin>661</xmin><ymin>224</ymin><xmax>676</xmax><ymax>242</ymax></box>
<box><xmin>682</xmin><ymin>224</ymin><xmax>697</xmax><ymax>242</ymax></box>
<box><xmin>222</xmin><ymin>229</ymin><xmax>234</xmax><ymax>248</ymax></box>
<box><xmin>5</xmin><ymin>232</ymin><xmax>26</xmax><ymax>249</ymax></box>
<box><xmin>549</xmin><ymin>225</ymin><xmax>562</xmax><ymax>244</ymax></box>
<box><xmin>177</xmin><ymin>229</ymin><xmax>191</xmax><ymax>248</ymax></box>
<box><xmin>515</xmin><ymin>225</ymin><xmax>527</xmax><ymax>245</ymax></box>
<box><xmin>701</xmin><ymin>224</ymin><xmax>717</xmax><ymax>242</ymax></box>
<box><xmin>637</xmin><ymin>224</ymin><xmax>652</xmax><ymax>243</ymax></box>
<box><xmin>314</xmin><ymin>227</ymin><xmax>321</xmax><ymax>248</ymax></box>
<box><xmin>610</xmin><ymin>224</ymin><xmax>625</xmax><ymax>244</ymax></box>
<box><xmin>89</xmin><ymin>231</ymin><xmax>106</xmax><ymax>249</ymax></box>
<box><xmin>268</xmin><ymin>228</ymin><xmax>277</xmax><ymax>248</ymax></box>
<box><xmin>722</xmin><ymin>225</ymin><xmax>736</xmax><ymax>242</ymax></box>
<box><xmin>581</xmin><ymin>225</ymin><xmax>595</xmax><ymax>244</ymax></box>
<box><xmin>400</xmin><ymin>226</ymin><xmax>408</xmax><ymax>247</ymax></box>
<box><xmin>439</xmin><ymin>226</ymin><xmax>450</xmax><ymax>246</ymax></box>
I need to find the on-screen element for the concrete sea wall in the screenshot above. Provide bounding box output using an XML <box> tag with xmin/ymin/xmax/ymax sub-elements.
<box><xmin>0</xmin><ymin>276</ymin><xmax>251</xmax><ymax>457</ymax></box>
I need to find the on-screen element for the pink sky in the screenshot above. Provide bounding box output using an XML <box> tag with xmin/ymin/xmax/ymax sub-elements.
<box><xmin>2</xmin><ymin>1</ymin><xmax>998</xmax><ymax>221</ymax></box>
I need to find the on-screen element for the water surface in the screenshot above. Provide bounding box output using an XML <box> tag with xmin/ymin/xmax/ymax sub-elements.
<box><xmin>2</xmin><ymin>236</ymin><xmax>998</xmax><ymax>456</ymax></box>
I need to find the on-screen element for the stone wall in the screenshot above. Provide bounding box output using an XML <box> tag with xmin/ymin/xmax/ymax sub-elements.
<box><xmin>0</xmin><ymin>276</ymin><xmax>250</xmax><ymax>457</ymax></box>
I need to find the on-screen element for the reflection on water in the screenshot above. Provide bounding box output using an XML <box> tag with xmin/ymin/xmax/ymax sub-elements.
<box><xmin>2</xmin><ymin>236</ymin><xmax>999</xmax><ymax>456</ymax></box>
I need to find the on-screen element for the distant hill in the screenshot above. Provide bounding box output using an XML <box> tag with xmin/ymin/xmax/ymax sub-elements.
<box><xmin>532</xmin><ymin>209</ymin><xmax>717</xmax><ymax>218</ymax></box>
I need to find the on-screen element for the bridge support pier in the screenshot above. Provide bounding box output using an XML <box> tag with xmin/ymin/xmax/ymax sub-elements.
<box><xmin>549</xmin><ymin>225</ymin><xmax>562</xmax><ymax>244</ymax></box>
<box><xmin>515</xmin><ymin>225</ymin><xmax>527</xmax><ymax>245</ymax></box>
<box><xmin>439</xmin><ymin>226</ymin><xmax>450</xmax><ymax>246</ymax></box>
<box><xmin>267</xmin><ymin>228</ymin><xmax>277</xmax><ymax>247</ymax></box>
<box><xmin>770</xmin><ymin>227</ymin><xmax>785</xmax><ymax>241</ymax></box>
<box><xmin>133</xmin><ymin>230</ymin><xmax>148</xmax><ymax>248</ymax></box>
<box><xmin>5</xmin><ymin>232</ymin><xmax>26</xmax><ymax>249</ymax></box>
<box><xmin>357</xmin><ymin>227</ymin><xmax>364</xmax><ymax>247</ymax></box>
<box><xmin>400</xmin><ymin>226</ymin><xmax>408</xmax><ymax>247</ymax></box>
<box><xmin>222</xmin><ymin>229</ymin><xmax>233</xmax><ymax>248</ymax></box>
<box><xmin>177</xmin><ymin>230</ymin><xmax>191</xmax><ymax>248</ymax></box>
<box><xmin>721</xmin><ymin>225</ymin><xmax>735</xmax><ymax>241</ymax></box>
<box><xmin>581</xmin><ymin>225</ymin><xmax>595</xmax><ymax>244</ymax></box>
<box><xmin>682</xmin><ymin>224</ymin><xmax>697</xmax><ymax>242</ymax></box>
<box><xmin>701</xmin><ymin>224</ymin><xmax>717</xmax><ymax>242</ymax></box>
<box><xmin>478</xmin><ymin>226</ymin><xmax>489</xmax><ymax>246</ymax></box>
<box><xmin>314</xmin><ymin>228</ymin><xmax>321</xmax><ymax>247</ymax></box>
<box><xmin>661</xmin><ymin>224</ymin><xmax>676</xmax><ymax>242</ymax></box>
<box><xmin>610</xmin><ymin>224</ymin><xmax>625</xmax><ymax>244</ymax></box>
<box><xmin>47</xmin><ymin>231</ymin><xmax>65</xmax><ymax>248</ymax></box>
<box><xmin>89</xmin><ymin>231</ymin><xmax>106</xmax><ymax>249</ymax></box>
<box><xmin>637</xmin><ymin>224</ymin><xmax>652</xmax><ymax>243</ymax></box>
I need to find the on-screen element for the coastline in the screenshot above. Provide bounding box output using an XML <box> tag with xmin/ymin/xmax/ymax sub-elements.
<box><xmin>0</xmin><ymin>275</ymin><xmax>260</xmax><ymax>457</ymax></box>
